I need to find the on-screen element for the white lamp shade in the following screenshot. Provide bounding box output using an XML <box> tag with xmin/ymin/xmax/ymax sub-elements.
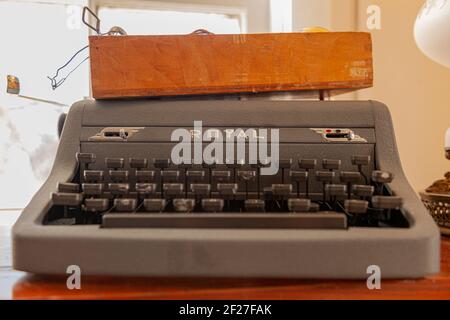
<box><xmin>414</xmin><ymin>0</ymin><xmax>450</xmax><ymax>68</ymax></box>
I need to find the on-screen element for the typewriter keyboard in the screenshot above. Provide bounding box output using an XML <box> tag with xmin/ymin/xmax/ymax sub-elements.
<box><xmin>45</xmin><ymin>153</ymin><xmax>409</xmax><ymax>229</ymax></box>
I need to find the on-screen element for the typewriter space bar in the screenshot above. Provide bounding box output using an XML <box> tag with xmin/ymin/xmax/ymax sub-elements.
<box><xmin>101</xmin><ymin>213</ymin><xmax>347</xmax><ymax>229</ymax></box>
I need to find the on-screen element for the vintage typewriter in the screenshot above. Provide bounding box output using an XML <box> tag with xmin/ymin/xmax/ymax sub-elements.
<box><xmin>13</xmin><ymin>99</ymin><xmax>440</xmax><ymax>278</ymax></box>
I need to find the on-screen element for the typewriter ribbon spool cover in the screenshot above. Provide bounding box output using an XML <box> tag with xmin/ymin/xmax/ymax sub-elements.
<box><xmin>89</xmin><ymin>32</ymin><xmax>373</xmax><ymax>99</ymax></box>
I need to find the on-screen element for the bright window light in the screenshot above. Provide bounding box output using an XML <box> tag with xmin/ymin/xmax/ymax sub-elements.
<box><xmin>270</xmin><ymin>0</ymin><xmax>292</xmax><ymax>32</ymax></box>
<box><xmin>99</xmin><ymin>7</ymin><xmax>242</xmax><ymax>35</ymax></box>
<box><xmin>0</xmin><ymin>1</ymin><xmax>89</xmax><ymax>209</ymax></box>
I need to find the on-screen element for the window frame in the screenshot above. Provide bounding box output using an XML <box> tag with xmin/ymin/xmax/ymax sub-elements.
<box><xmin>88</xmin><ymin>0</ymin><xmax>248</xmax><ymax>34</ymax></box>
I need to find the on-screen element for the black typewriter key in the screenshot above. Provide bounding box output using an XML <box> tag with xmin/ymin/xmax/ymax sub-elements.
<box><xmin>136</xmin><ymin>170</ymin><xmax>155</xmax><ymax>183</ymax></box>
<box><xmin>186</xmin><ymin>170</ymin><xmax>205</xmax><ymax>181</ymax></box>
<box><xmin>372</xmin><ymin>171</ymin><xmax>394</xmax><ymax>194</ymax></box>
<box><xmin>344</xmin><ymin>199</ymin><xmax>369</xmax><ymax>214</ymax></box>
<box><xmin>278</xmin><ymin>159</ymin><xmax>293</xmax><ymax>169</ymax></box>
<box><xmin>154</xmin><ymin>159</ymin><xmax>172</xmax><ymax>196</ymax></box>
<box><xmin>325</xmin><ymin>184</ymin><xmax>347</xmax><ymax>208</ymax></box>
<box><xmin>352</xmin><ymin>155</ymin><xmax>371</xmax><ymax>183</ymax></box>
<box><xmin>185</xmin><ymin>170</ymin><xmax>205</xmax><ymax>197</ymax></box>
<box><xmin>163</xmin><ymin>183</ymin><xmax>184</xmax><ymax>198</ymax></box>
<box><xmin>129</xmin><ymin>158</ymin><xmax>148</xmax><ymax>169</ymax></box>
<box><xmin>109</xmin><ymin>170</ymin><xmax>129</xmax><ymax>182</ymax></box>
<box><xmin>211</xmin><ymin>170</ymin><xmax>231</xmax><ymax>182</ymax></box>
<box><xmin>290</xmin><ymin>171</ymin><xmax>308</xmax><ymax>198</ymax></box>
<box><xmin>299</xmin><ymin>159</ymin><xmax>317</xmax><ymax>170</ymax></box>
<box><xmin>263</xmin><ymin>187</ymin><xmax>274</xmax><ymax>200</ymax></box>
<box><xmin>108</xmin><ymin>183</ymin><xmax>130</xmax><ymax>196</ymax></box>
<box><xmin>340</xmin><ymin>171</ymin><xmax>361</xmax><ymax>183</ymax></box>
<box><xmin>203</xmin><ymin>160</ymin><xmax>218</xmax><ymax>184</ymax></box>
<box><xmin>316</xmin><ymin>171</ymin><xmax>335</xmax><ymax>201</ymax></box>
<box><xmin>161</xmin><ymin>170</ymin><xmax>180</xmax><ymax>182</ymax></box>
<box><xmin>135</xmin><ymin>183</ymin><xmax>157</xmax><ymax>198</ymax></box>
<box><xmin>237</xmin><ymin>170</ymin><xmax>256</xmax><ymax>181</ymax></box>
<box><xmin>202</xmin><ymin>199</ymin><xmax>224</xmax><ymax>212</ymax></box>
<box><xmin>77</xmin><ymin>152</ymin><xmax>96</xmax><ymax>165</ymax></box>
<box><xmin>217</xmin><ymin>183</ymin><xmax>238</xmax><ymax>197</ymax></box>
<box><xmin>245</xmin><ymin>199</ymin><xmax>265</xmax><ymax>212</ymax></box>
<box><xmin>143</xmin><ymin>199</ymin><xmax>166</xmax><ymax>212</ymax></box>
<box><xmin>272</xmin><ymin>184</ymin><xmax>293</xmax><ymax>198</ymax></box>
<box><xmin>315</xmin><ymin>171</ymin><xmax>335</xmax><ymax>182</ymax></box>
<box><xmin>288</xmin><ymin>199</ymin><xmax>311</xmax><ymax>213</ymax></box>
<box><xmin>272</xmin><ymin>184</ymin><xmax>292</xmax><ymax>210</ymax></box>
<box><xmin>372</xmin><ymin>171</ymin><xmax>394</xmax><ymax>184</ymax></box>
<box><xmin>277</xmin><ymin>159</ymin><xmax>292</xmax><ymax>183</ymax></box>
<box><xmin>191</xmin><ymin>184</ymin><xmax>211</xmax><ymax>199</ymax></box>
<box><xmin>340</xmin><ymin>171</ymin><xmax>362</xmax><ymax>198</ymax></box>
<box><xmin>298</xmin><ymin>159</ymin><xmax>317</xmax><ymax>198</ymax></box>
<box><xmin>309</xmin><ymin>203</ymin><xmax>320</xmax><ymax>212</ymax></box>
<box><xmin>352</xmin><ymin>155</ymin><xmax>371</xmax><ymax>166</ymax></box>
<box><xmin>84</xmin><ymin>170</ymin><xmax>104</xmax><ymax>183</ymax></box>
<box><xmin>352</xmin><ymin>185</ymin><xmax>374</xmax><ymax>199</ymax></box>
<box><xmin>372</xmin><ymin>196</ymin><xmax>403</xmax><ymax>210</ymax></box>
<box><xmin>372</xmin><ymin>196</ymin><xmax>403</xmax><ymax>223</ymax></box>
<box><xmin>58</xmin><ymin>182</ymin><xmax>80</xmax><ymax>193</ymax></box>
<box><xmin>105</xmin><ymin>158</ymin><xmax>125</xmax><ymax>169</ymax></box>
<box><xmin>180</xmin><ymin>162</ymin><xmax>194</xmax><ymax>196</ymax></box>
<box><xmin>238</xmin><ymin>170</ymin><xmax>256</xmax><ymax>198</ymax></box>
<box><xmin>77</xmin><ymin>153</ymin><xmax>96</xmax><ymax>183</ymax></box>
<box><xmin>114</xmin><ymin>198</ymin><xmax>137</xmax><ymax>212</ymax></box>
<box><xmin>290</xmin><ymin>171</ymin><xmax>308</xmax><ymax>181</ymax></box>
<box><xmin>251</xmin><ymin>160</ymin><xmax>270</xmax><ymax>199</ymax></box>
<box><xmin>325</xmin><ymin>184</ymin><xmax>347</xmax><ymax>197</ymax></box>
<box><xmin>153</xmin><ymin>158</ymin><xmax>171</xmax><ymax>169</ymax></box>
<box><xmin>345</xmin><ymin>199</ymin><xmax>369</xmax><ymax>225</ymax></box>
<box><xmin>82</xmin><ymin>183</ymin><xmax>104</xmax><ymax>196</ymax></box>
<box><xmin>226</xmin><ymin>160</ymin><xmax>245</xmax><ymax>182</ymax></box>
<box><xmin>52</xmin><ymin>192</ymin><xmax>83</xmax><ymax>206</ymax></box>
<box><xmin>84</xmin><ymin>198</ymin><xmax>109</xmax><ymax>213</ymax></box>
<box><xmin>173</xmin><ymin>199</ymin><xmax>196</xmax><ymax>213</ymax></box>
<box><xmin>322</xmin><ymin>159</ymin><xmax>341</xmax><ymax>171</ymax></box>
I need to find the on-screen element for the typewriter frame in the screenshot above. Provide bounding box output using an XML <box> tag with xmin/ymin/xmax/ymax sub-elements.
<box><xmin>12</xmin><ymin>99</ymin><xmax>440</xmax><ymax>279</ymax></box>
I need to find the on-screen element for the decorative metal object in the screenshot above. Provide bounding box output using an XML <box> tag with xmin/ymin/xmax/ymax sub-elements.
<box><xmin>420</xmin><ymin>128</ymin><xmax>450</xmax><ymax>236</ymax></box>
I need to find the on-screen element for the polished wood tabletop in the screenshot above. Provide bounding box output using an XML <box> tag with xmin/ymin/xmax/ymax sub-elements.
<box><xmin>1</xmin><ymin>210</ymin><xmax>449</xmax><ymax>300</ymax></box>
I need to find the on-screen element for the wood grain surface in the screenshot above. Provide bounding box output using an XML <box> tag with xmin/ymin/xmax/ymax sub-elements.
<box><xmin>89</xmin><ymin>32</ymin><xmax>373</xmax><ymax>99</ymax></box>
<box><xmin>1</xmin><ymin>211</ymin><xmax>449</xmax><ymax>300</ymax></box>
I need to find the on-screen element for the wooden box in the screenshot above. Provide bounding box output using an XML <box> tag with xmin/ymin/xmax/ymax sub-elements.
<box><xmin>89</xmin><ymin>32</ymin><xmax>373</xmax><ymax>99</ymax></box>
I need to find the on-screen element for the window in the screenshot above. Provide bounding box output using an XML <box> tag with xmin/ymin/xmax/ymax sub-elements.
<box><xmin>98</xmin><ymin>7</ymin><xmax>243</xmax><ymax>35</ymax></box>
<box><xmin>0</xmin><ymin>1</ymin><xmax>246</xmax><ymax>209</ymax></box>
<box><xmin>0</xmin><ymin>1</ymin><xmax>89</xmax><ymax>209</ymax></box>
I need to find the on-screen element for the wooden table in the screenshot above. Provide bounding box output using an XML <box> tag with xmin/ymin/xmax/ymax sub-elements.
<box><xmin>1</xmin><ymin>210</ymin><xmax>449</xmax><ymax>300</ymax></box>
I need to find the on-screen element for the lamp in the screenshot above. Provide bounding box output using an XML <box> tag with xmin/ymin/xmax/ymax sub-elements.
<box><xmin>415</xmin><ymin>2</ymin><xmax>450</xmax><ymax>235</ymax></box>
<box><xmin>414</xmin><ymin>0</ymin><xmax>450</xmax><ymax>68</ymax></box>
<box><xmin>414</xmin><ymin>1</ymin><xmax>450</xmax><ymax>160</ymax></box>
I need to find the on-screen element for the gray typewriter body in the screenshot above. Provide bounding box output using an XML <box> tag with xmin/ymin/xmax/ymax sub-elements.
<box><xmin>12</xmin><ymin>99</ymin><xmax>440</xmax><ymax>278</ymax></box>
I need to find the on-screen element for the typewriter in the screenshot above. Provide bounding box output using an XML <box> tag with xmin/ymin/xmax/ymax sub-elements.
<box><xmin>12</xmin><ymin>99</ymin><xmax>440</xmax><ymax>278</ymax></box>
